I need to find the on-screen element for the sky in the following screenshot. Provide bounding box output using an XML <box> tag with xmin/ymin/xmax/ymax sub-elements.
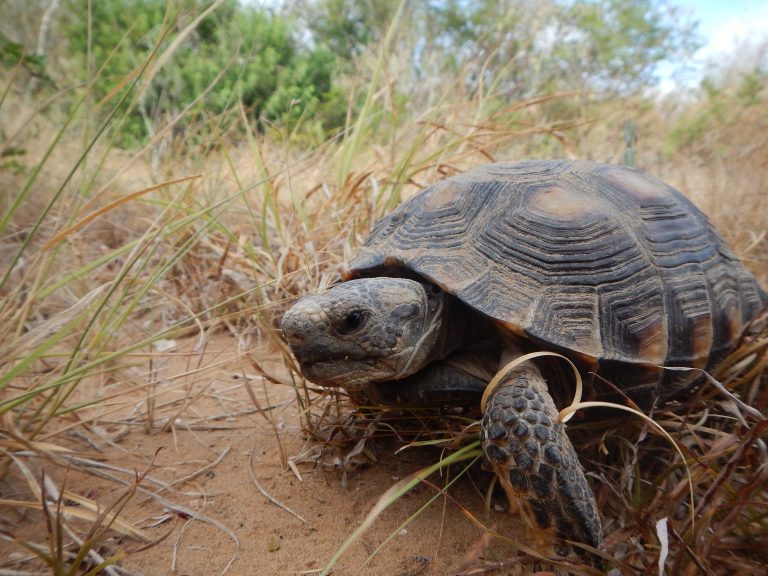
<box><xmin>661</xmin><ymin>0</ymin><xmax>768</xmax><ymax>91</ymax></box>
<box><xmin>691</xmin><ymin>0</ymin><xmax>768</xmax><ymax>58</ymax></box>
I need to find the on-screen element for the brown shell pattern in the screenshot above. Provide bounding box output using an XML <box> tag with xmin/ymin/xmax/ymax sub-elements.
<box><xmin>346</xmin><ymin>161</ymin><xmax>767</xmax><ymax>400</ymax></box>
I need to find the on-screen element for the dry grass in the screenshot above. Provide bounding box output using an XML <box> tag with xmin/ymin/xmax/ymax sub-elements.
<box><xmin>1</xmin><ymin>21</ymin><xmax>767</xmax><ymax>574</ymax></box>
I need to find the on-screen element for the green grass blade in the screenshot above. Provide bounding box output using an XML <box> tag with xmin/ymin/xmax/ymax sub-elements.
<box><xmin>320</xmin><ymin>440</ymin><xmax>481</xmax><ymax>576</ymax></box>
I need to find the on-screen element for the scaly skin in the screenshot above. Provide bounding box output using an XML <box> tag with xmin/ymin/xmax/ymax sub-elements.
<box><xmin>481</xmin><ymin>361</ymin><xmax>603</xmax><ymax>559</ymax></box>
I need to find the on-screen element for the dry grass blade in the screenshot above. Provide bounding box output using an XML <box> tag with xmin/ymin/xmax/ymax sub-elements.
<box><xmin>0</xmin><ymin>498</ymin><xmax>148</xmax><ymax>542</ymax></box>
<box><xmin>0</xmin><ymin>283</ymin><xmax>109</xmax><ymax>372</ymax></box>
<box><xmin>661</xmin><ymin>365</ymin><xmax>765</xmax><ymax>422</ymax></box>
<box><xmin>337</xmin><ymin>0</ymin><xmax>407</xmax><ymax>185</ymax></box>
<box><xmin>145</xmin><ymin>0</ymin><xmax>228</xmax><ymax>86</ymax></box>
<box><xmin>0</xmin><ymin>438</ymin><xmax>75</xmax><ymax>454</ymax></box>
<box><xmin>561</xmin><ymin>399</ymin><xmax>697</xmax><ymax>532</ymax></box>
<box><xmin>42</xmin><ymin>174</ymin><xmax>202</xmax><ymax>250</ymax></box>
<box><xmin>68</xmin><ymin>459</ymin><xmax>242</xmax><ymax>575</ymax></box>
<box><xmin>0</xmin><ymin>453</ymin><xmax>149</xmax><ymax>575</ymax></box>
<box><xmin>480</xmin><ymin>351</ymin><xmax>583</xmax><ymax>419</ymax></box>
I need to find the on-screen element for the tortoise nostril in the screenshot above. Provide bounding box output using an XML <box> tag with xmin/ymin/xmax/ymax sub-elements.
<box><xmin>284</xmin><ymin>330</ymin><xmax>304</xmax><ymax>345</ymax></box>
<box><xmin>280</xmin><ymin>315</ymin><xmax>303</xmax><ymax>345</ymax></box>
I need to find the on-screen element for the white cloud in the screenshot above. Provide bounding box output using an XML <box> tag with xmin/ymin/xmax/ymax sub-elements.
<box><xmin>696</xmin><ymin>2</ymin><xmax>768</xmax><ymax>60</ymax></box>
<box><xmin>655</xmin><ymin>1</ymin><xmax>768</xmax><ymax>94</ymax></box>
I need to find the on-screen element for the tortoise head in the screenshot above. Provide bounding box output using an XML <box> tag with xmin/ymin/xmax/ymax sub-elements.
<box><xmin>281</xmin><ymin>278</ymin><xmax>445</xmax><ymax>390</ymax></box>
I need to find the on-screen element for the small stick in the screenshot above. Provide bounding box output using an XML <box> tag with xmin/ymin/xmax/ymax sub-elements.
<box><xmin>247</xmin><ymin>446</ymin><xmax>310</xmax><ymax>526</ymax></box>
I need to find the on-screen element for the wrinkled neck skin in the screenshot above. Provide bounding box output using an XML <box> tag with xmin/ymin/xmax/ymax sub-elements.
<box><xmin>390</xmin><ymin>290</ymin><xmax>447</xmax><ymax>378</ymax></box>
<box><xmin>362</xmin><ymin>295</ymin><xmax>503</xmax><ymax>407</ymax></box>
<box><xmin>429</xmin><ymin>294</ymin><xmax>499</xmax><ymax>367</ymax></box>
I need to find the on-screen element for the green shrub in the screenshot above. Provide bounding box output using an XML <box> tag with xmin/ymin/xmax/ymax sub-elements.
<box><xmin>61</xmin><ymin>0</ymin><xmax>340</xmax><ymax>147</ymax></box>
<box><xmin>737</xmin><ymin>68</ymin><xmax>766</xmax><ymax>107</ymax></box>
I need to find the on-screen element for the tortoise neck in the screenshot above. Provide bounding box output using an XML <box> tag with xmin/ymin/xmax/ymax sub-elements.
<box><xmin>429</xmin><ymin>294</ymin><xmax>500</xmax><ymax>363</ymax></box>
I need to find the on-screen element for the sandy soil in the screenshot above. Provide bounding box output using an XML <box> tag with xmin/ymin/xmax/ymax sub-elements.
<box><xmin>1</xmin><ymin>334</ymin><xmax>534</xmax><ymax>576</ymax></box>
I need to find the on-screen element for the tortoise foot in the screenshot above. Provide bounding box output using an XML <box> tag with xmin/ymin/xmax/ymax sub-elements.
<box><xmin>481</xmin><ymin>362</ymin><xmax>603</xmax><ymax>561</ymax></box>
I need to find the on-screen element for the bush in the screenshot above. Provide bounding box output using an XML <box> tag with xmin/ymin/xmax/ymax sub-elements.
<box><xmin>61</xmin><ymin>0</ymin><xmax>340</xmax><ymax>147</ymax></box>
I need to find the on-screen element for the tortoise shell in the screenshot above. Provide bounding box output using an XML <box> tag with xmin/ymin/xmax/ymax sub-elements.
<box><xmin>344</xmin><ymin>160</ymin><xmax>767</xmax><ymax>406</ymax></box>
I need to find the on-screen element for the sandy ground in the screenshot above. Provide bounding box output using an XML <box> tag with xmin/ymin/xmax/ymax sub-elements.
<box><xmin>1</xmin><ymin>334</ymin><xmax>535</xmax><ymax>576</ymax></box>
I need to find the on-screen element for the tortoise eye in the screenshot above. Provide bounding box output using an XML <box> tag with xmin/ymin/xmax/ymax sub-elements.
<box><xmin>337</xmin><ymin>310</ymin><xmax>369</xmax><ymax>335</ymax></box>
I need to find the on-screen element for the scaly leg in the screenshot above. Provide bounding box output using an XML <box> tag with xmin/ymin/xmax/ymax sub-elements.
<box><xmin>481</xmin><ymin>360</ymin><xmax>603</xmax><ymax>560</ymax></box>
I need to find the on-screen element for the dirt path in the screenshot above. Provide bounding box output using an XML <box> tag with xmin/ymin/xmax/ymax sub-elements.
<box><xmin>2</xmin><ymin>335</ymin><xmax>527</xmax><ymax>576</ymax></box>
<box><xmin>114</xmin><ymin>417</ymin><xmax>520</xmax><ymax>575</ymax></box>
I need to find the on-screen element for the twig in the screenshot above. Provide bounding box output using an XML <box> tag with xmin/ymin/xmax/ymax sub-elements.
<box><xmin>156</xmin><ymin>446</ymin><xmax>231</xmax><ymax>495</ymax></box>
<box><xmin>247</xmin><ymin>446</ymin><xmax>310</xmax><ymax>526</ymax></box>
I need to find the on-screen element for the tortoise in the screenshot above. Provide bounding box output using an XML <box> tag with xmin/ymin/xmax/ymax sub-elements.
<box><xmin>281</xmin><ymin>160</ymin><xmax>767</xmax><ymax>558</ymax></box>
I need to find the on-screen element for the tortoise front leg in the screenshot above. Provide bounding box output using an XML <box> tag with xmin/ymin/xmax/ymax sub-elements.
<box><xmin>481</xmin><ymin>360</ymin><xmax>603</xmax><ymax>559</ymax></box>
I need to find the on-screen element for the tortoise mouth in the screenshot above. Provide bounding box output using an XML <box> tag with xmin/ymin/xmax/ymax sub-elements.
<box><xmin>301</xmin><ymin>356</ymin><xmax>368</xmax><ymax>371</ymax></box>
<box><xmin>298</xmin><ymin>355</ymin><xmax>376</xmax><ymax>387</ymax></box>
<box><xmin>289</xmin><ymin>342</ymin><xmax>372</xmax><ymax>364</ymax></box>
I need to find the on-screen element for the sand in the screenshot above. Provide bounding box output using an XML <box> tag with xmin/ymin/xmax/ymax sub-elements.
<box><xmin>1</xmin><ymin>334</ymin><xmax>531</xmax><ymax>576</ymax></box>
